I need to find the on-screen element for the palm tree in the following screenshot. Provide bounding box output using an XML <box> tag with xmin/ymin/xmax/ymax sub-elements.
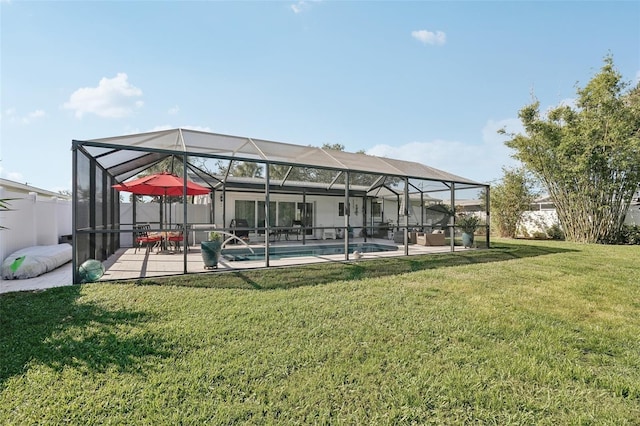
<box><xmin>1</xmin><ymin>198</ymin><xmax>13</xmax><ymax>230</ymax></box>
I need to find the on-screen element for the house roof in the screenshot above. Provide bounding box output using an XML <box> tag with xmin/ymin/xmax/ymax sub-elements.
<box><xmin>0</xmin><ymin>178</ymin><xmax>71</xmax><ymax>200</ymax></box>
<box><xmin>74</xmin><ymin>128</ymin><xmax>485</xmax><ymax>190</ymax></box>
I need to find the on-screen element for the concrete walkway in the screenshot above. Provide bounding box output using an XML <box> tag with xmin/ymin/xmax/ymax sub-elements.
<box><xmin>0</xmin><ymin>262</ymin><xmax>74</xmax><ymax>294</ymax></box>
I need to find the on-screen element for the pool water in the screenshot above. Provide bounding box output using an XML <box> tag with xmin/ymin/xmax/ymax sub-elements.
<box><xmin>222</xmin><ymin>243</ymin><xmax>398</xmax><ymax>261</ymax></box>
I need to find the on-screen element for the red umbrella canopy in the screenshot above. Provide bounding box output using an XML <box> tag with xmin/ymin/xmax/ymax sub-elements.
<box><xmin>113</xmin><ymin>172</ymin><xmax>210</xmax><ymax>196</ymax></box>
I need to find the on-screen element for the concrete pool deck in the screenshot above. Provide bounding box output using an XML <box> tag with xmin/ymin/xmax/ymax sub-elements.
<box><xmin>1</xmin><ymin>237</ymin><xmax>474</xmax><ymax>294</ymax></box>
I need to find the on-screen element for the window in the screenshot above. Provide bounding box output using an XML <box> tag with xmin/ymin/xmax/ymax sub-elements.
<box><xmin>258</xmin><ymin>201</ymin><xmax>276</xmax><ymax>227</ymax></box>
<box><xmin>339</xmin><ymin>202</ymin><xmax>353</xmax><ymax>217</ymax></box>
<box><xmin>278</xmin><ymin>202</ymin><xmax>295</xmax><ymax>226</ymax></box>
<box><xmin>234</xmin><ymin>200</ymin><xmax>255</xmax><ymax>227</ymax></box>
<box><xmin>372</xmin><ymin>201</ymin><xmax>382</xmax><ymax>218</ymax></box>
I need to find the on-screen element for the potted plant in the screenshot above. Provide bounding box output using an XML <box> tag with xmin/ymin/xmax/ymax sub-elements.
<box><xmin>457</xmin><ymin>213</ymin><xmax>481</xmax><ymax>248</ymax></box>
<box><xmin>201</xmin><ymin>231</ymin><xmax>222</xmax><ymax>269</ymax></box>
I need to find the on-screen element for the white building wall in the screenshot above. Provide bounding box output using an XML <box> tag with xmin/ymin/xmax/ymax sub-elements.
<box><xmin>213</xmin><ymin>193</ymin><xmax>370</xmax><ymax>240</ymax></box>
<box><xmin>518</xmin><ymin>210</ymin><xmax>559</xmax><ymax>237</ymax></box>
<box><xmin>625</xmin><ymin>205</ymin><xmax>640</xmax><ymax>226</ymax></box>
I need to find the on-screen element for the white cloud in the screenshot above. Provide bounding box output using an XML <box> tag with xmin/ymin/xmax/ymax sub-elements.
<box><xmin>168</xmin><ymin>105</ymin><xmax>180</xmax><ymax>115</ymax></box>
<box><xmin>291</xmin><ymin>0</ymin><xmax>320</xmax><ymax>14</ymax></box>
<box><xmin>291</xmin><ymin>0</ymin><xmax>308</xmax><ymax>14</ymax></box>
<box><xmin>411</xmin><ymin>29</ymin><xmax>446</xmax><ymax>46</ymax></box>
<box><xmin>22</xmin><ymin>109</ymin><xmax>46</xmax><ymax>124</ymax></box>
<box><xmin>63</xmin><ymin>73</ymin><xmax>143</xmax><ymax>118</ymax></box>
<box><xmin>2</xmin><ymin>108</ymin><xmax>46</xmax><ymax>125</ymax></box>
<box><xmin>366</xmin><ymin>118</ymin><xmax>523</xmax><ymax>184</ymax></box>
<box><xmin>0</xmin><ymin>166</ymin><xmax>25</xmax><ymax>182</ymax></box>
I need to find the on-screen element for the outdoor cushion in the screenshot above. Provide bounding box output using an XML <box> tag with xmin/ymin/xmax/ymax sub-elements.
<box><xmin>1</xmin><ymin>244</ymin><xmax>72</xmax><ymax>280</ymax></box>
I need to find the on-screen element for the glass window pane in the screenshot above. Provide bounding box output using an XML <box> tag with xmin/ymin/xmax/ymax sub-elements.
<box><xmin>278</xmin><ymin>202</ymin><xmax>295</xmax><ymax>226</ymax></box>
<box><xmin>234</xmin><ymin>200</ymin><xmax>255</xmax><ymax>227</ymax></box>
<box><xmin>258</xmin><ymin>201</ymin><xmax>276</xmax><ymax>227</ymax></box>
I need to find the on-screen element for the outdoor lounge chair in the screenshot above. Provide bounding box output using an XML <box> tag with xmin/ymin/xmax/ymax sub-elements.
<box><xmin>415</xmin><ymin>231</ymin><xmax>446</xmax><ymax>246</ymax></box>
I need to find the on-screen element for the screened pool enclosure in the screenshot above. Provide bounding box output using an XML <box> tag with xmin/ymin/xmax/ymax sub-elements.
<box><xmin>72</xmin><ymin>128</ymin><xmax>490</xmax><ymax>283</ymax></box>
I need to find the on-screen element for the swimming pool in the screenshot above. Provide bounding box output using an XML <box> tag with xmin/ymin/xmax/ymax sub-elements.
<box><xmin>222</xmin><ymin>243</ymin><xmax>399</xmax><ymax>262</ymax></box>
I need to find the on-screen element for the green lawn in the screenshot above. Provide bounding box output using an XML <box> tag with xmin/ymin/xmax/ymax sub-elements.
<box><xmin>1</xmin><ymin>239</ymin><xmax>639</xmax><ymax>424</ymax></box>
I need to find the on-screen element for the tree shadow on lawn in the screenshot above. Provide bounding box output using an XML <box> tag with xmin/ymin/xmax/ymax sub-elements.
<box><xmin>137</xmin><ymin>241</ymin><xmax>578</xmax><ymax>291</ymax></box>
<box><xmin>0</xmin><ymin>285</ymin><xmax>172</xmax><ymax>387</ymax></box>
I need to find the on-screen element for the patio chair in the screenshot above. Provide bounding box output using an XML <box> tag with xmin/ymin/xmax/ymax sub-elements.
<box><xmin>230</xmin><ymin>219</ymin><xmax>250</xmax><ymax>242</ymax></box>
<box><xmin>286</xmin><ymin>220</ymin><xmax>302</xmax><ymax>241</ymax></box>
<box><xmin>321</xmin><ymin>224</ymin><xmax>336</xmax><ymax>240</ymax></box>
<box><xmin>167</xmin><ymin>224</ymin><xmax>187</xmax><ymax>252</ymax></box>
<box><xmin>134</xmin><ymin>224</ymin><xmax>162</xmax><ymax>254</ymax></box>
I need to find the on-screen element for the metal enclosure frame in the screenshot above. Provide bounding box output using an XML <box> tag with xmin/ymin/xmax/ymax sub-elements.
<box><xmin>72</xmin><ymin>128</ymin><xmax>490</xmax><ymax>283</ymax></box>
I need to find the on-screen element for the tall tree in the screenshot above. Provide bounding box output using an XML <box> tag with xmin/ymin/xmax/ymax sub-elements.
<box><xmin>141</xmin><ymin>155</ymin><xmax>186</xmax><ymax>177</ymax></box>
<box><xmin>0</xmin><ymin>198</ymin><xmax>12</xmax><ymax>230</ymax></box>
<box><xmin>490</xmin><ymin>167</ymin><xmax>538</xmax><ymax>238</ymax></box>
<box><xmin>230</xmin><ymin>161</ymin><xmax>263</xmax><ymax>178</ymax></box>
<box><xmin>504</xmin><ymin>56</ymin><xmax>640</xmax><ymax>243</ymax></box>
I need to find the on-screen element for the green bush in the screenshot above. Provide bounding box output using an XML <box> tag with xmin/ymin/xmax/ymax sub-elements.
<box><xmin>615</xmin><ymin>224</ymin><xmax>640</xmax><ymax>245</ymax></box>
<box><xmin>600</xmin><ymin>224</ymin><xmax>640</xmax><ymax>245</ymax></box>
<box><xmin>545</xmin><ymin>223</ymin><xmax>565</xmax><ymax>240</ymax></box>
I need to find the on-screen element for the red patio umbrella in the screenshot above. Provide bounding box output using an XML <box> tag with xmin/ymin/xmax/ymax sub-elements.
<box><xmin>113</xmin><ymin>172</ymin><xmax>210</xmax><ymax>231</ymax></box>
<box><xmin>113</xmin><ymin>172</ymin><xmax>210</xmax><ymax>196</ymax></box>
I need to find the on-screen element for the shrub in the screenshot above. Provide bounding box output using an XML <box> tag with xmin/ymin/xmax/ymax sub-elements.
<box><xmin>617</xmin><ymin>225</ymin><xmax>640</xmax><ymax>245</ymax></box>
<box><xmin>546</xmin><ymin>223</ymin><xmax>565</xmax><ymax>240</ymax></box>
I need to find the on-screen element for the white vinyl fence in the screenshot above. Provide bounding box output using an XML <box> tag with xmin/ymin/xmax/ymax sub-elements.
<box><xmin>0</xmin><ymin>187</ymin><xmax>72</xmax><ymax>263</ymax></box>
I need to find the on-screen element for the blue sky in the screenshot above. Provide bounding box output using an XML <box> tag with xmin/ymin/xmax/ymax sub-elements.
<box><xmin>1</xmin><ymin>0</ymin><xmax>638</xmax><ymax>192</ymax></box>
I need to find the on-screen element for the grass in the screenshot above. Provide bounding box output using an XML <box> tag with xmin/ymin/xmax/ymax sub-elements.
<box><xmin>1</xmin><ymin>239</ymin><xmax>639</xmax><ymax>424</ymax></box>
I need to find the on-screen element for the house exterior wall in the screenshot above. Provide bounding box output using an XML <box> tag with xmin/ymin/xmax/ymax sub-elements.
<box><xmin>117</xmin><ymin>194</ymin><xmax>374</xmax><ymax>247</ymax></box>
<box><xmin>217</xmin><ymin>193</ymin><xmax>369</xmax><ymax>240</ymax></box>
<box><xmin>115</xmin><ymin>193</ymin><xmax>458</xmax><ymax>246</ymax></box>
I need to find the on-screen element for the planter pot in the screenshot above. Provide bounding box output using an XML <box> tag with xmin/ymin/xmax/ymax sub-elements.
<box><xmin>201</xmin><ymin>241</ymin><xmax>222</xmax><ymax>269</ymax></box>
<box><xmin>462</xmin><ymin>232</ymin><xmax>474</xmax><ymax>248</ymax></box>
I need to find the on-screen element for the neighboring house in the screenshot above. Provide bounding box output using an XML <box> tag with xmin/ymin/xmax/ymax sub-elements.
<box><xmin>625</xmin><ymin>191</ymin><xmax>640</xmax><ymax>226</ymax></box>
<box><xmin>518</xmin><ymin>195</ymin><xmax>559</xmax><ymax>237</ymax></box>
<box><xmin>520</xmin><ymin>193</ymin><xmax>640</xmax><ymax>237</ymax></box>
<box><xmin>455</xmin><ymin>193</ymin><xmax>640</xmax><ymax>237</ymax></box>
<box><xmin>0</xmin><ymin>179</ymin><xmax>72</xmax><ymax>263</ymax></box>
